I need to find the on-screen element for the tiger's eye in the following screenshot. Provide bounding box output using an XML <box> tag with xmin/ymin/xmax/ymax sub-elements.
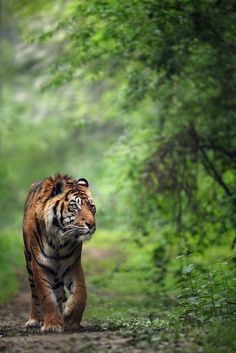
<box><xmin>90</xmin><ymin>204</ymin><xmax>96</xmax><ymax>213</ymax></box>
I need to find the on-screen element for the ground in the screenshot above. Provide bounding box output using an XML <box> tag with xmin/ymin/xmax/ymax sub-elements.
<box><xmin>0</xmin><ymin>230</ymin><xmax>235</xmax><ymax>353</ymax></box>
<box><xmin>0</xmin><ymin>233</ymin><xmax>158</xmax><ymax>353</ymax></box>
<box><xmin>0</xmin><ymin>286</ymin><xmax>138</xmax><ymax>353</ymax></box>
<box><xmin>0</xmin><ymin>279</ymin><xmax>197</xmax><ymax>353</ymax></box>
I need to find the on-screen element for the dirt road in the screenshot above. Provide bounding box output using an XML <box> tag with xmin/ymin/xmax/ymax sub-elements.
<box><xmin>0</xmin><ymin>241</ymin><xmax>157</xmax><ymax>353</ymax></box>
<box><xmin>0</xmin><ymin>275</ymin><xmax>154</xmax><ymax>353</ymax></box>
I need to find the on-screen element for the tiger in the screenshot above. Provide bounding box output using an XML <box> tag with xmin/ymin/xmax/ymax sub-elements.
<box><xmin>23</xmin><ymin>174</ymin><xmax>96</xmax><ymax>332</ymax></box>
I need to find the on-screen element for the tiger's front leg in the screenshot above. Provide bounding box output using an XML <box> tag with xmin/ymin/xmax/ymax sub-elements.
<box><xmin>26</xmin><ymin>281</ymin><xmax>43</xmax><ymax>328</ymax></box>
<box><xmin>63</xmin><ymin>262</ymin><xmax>87</xmax><ymax>330</ymax></box>
<box><xmin>32</xmin><ymin>259</ymin><xmax>64</xmax><ymax>332</ymax></box>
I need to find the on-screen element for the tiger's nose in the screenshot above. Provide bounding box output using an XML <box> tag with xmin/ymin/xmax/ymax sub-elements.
<box><xmin>85</xmin><ymin>221</ymin><xmax>93</xmax><ymax>229</ymax></box>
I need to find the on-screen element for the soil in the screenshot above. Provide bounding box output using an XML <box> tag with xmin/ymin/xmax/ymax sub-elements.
<box><xmin>0</xmin><ymin>246</ymin><xmax>156</xmax><ymax>353</ymax></box>
<box><xmin>0</xmin><ymin>276</ymin><xmax>157</xmax><ymax>353</ymax></box>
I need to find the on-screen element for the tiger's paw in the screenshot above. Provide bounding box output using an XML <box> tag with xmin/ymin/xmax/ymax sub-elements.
<box><xmin>41</xmin><ymin>316</ymin><xmax>64</xmax><ymax>333</ymax></box>
<box><xmin>64</xmin><ymin>314</ymin><xmax>82</xmax><ymax>331</ymax></box>
<box><xmin>26</xmin><ymin>318</ymin><xmax>42</xmax><ymax>329</ymax></box>
<box><xmin>65</xmin><ymin>320</ymin><xmax>82</xmax><ymax>331</ymax></box>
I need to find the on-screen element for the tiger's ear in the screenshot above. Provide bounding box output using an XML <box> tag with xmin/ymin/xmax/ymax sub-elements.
<box><xmin>50</xmin><ymin>180</ymin><xmax>65</xmax><ymax>197</ymax></box>
<box><xmin>77</xmin><ymin>178</ymin><xmax>89</xmax><ymax>187</ymax></box>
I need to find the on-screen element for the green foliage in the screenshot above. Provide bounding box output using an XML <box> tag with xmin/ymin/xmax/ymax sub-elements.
<box><xmin>176</xmin><ymin>255</ymin><xmax>236</xmax><ymax>325</ymax></box>
<box><xmin>86</xmin><ymin>318</ymin><xmax>236</xmax><ymax>353</ymax></box>
<box><xmin>0</xmin><ymin>231</ymin><xmax>24</xmax><ymax>301</ymax></box>
<box><xmin>83</xmin><ymin>230</ymin><xmax>158</xmax><ymax>320</ymax></box>
<box><xmin>84</xmin><ymin>229</ymin><xmax>236</xmax><ymax>352</ymax></box>
<box><xmin>28</xmin><ymin>0</ymin><xmax>236</xmax><ymax>253</ymax></box>
<box><xmin>84</xmin><ymin>230</ymin><xmax>235</xmax><ymax>328</ymax></box>
<box><xmin>1</xmin><ymin>0</ymin><xmax>236</xmax><ymax>342</ymax></box>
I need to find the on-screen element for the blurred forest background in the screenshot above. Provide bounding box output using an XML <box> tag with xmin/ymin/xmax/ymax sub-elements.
<box><xmin>0</xmin><ymin>0</ymin><xmax>236</xmax><ymax>351</ymax></box>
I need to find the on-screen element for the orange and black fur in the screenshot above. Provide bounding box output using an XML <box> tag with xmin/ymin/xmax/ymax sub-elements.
<box><xmin>23</xmin><ymin>174</ymin><xmax>96</xmax><ymax>332</ymax></box>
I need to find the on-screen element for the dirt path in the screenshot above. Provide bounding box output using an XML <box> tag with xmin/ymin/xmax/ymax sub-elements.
<box><xmin>0</xmin><ymin>246</ymin><xmax>157</xmax><ymax>353</ymax></box>
<box><xmin>0</xmin><ymin>276</ymin><xmax>153</xmax><ymax>353</ymax></box>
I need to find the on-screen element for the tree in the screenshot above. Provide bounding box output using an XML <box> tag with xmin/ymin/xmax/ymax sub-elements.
<box><xmin>20</xmin><ymin>0</ymin><xmax>236</xmax><ymax>249</ymax></box>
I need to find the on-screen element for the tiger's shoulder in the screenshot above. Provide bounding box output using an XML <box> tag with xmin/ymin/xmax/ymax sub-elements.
<box><xmin>24</xmin><ymin>174</ymin><xmax>75</xmax><ymax>215</ymax></box>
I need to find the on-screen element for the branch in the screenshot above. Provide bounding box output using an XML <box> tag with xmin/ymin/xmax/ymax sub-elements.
<box><xmin>200</xmin><ymin>147</ymin><xmax>234</xmax><ymax>199</ymax></box>
<box><xmin>199</xmin><ymin>143</ymin><xmax>236</xmax><ymax>159</ymax></box>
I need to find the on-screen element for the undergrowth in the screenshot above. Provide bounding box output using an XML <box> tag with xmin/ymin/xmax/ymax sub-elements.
<box><xmin>0</xmin><ymin>228</ymin><xmax>235</xmax><ymax>352</ymax></box>
<box><xmin>83</xmin><ymin>229</ymin><xmax>236</xmax><ymax>353</ymax></box>
<box><xmin>0</xmin><ymin>229</ymin><xmax>24</xmax><ymax>302</ymax></box>
<box><xmin>84</xmin><ymin>230</ymin><xmax>235</xmax><ymax>328</ymax></box>
<box><xmin>175</xmin><ymin>246</ymin><xmax>236</xmax><ymax>326</ymax></box>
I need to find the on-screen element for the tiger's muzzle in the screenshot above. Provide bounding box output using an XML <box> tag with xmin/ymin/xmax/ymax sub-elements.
<box><xmin>63</xmin><ymin>223</ymin><xmax>96</xmax><ymax>242</ymax></box>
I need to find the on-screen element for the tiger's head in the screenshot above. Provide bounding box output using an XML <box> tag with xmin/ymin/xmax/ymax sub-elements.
<box><xmin>44</xmin><ymin>177</ymin><xmax>96</xmax><ymax>247</ymax></box>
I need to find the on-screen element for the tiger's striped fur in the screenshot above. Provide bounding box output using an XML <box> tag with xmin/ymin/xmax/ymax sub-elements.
<box><xmin>23</xmin><ymin>174</ymin><xmax>96</xmax><ymax>332</ymax></box>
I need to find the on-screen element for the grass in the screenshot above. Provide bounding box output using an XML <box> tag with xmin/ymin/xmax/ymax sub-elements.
<box><xmin>0</xmin><ymin>229</ymin><xmax>24</xmax><ymax>302</ymax></box>
<box><xmin>83</xmin><ymin>229</ymin><xmax>236</xmax><ymax>322</ymax></box>
<box><xmin>0</xmin><ymin>228</ymin><xmax>235</xmax><ymax>352</ymax></box>
<box><xmin>93</xmin><ymin>319</ymin><xmax>236</xmax><ymax>353</ymax></box>
<box><xmin>81</xmin><ymin>229</ymin><xmax>236</xmax><ymax>353</ymax></box>
<box><xmin>83</xmin><ymin>229</ymin><xmax>160</xmax><ymax>320</ymax></box>
<box><xmin>201</xmin><ymin>321</ymin><xmax>236</xmax><ymax>353</ymax></box>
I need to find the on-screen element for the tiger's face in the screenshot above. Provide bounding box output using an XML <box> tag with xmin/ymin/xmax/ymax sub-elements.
<box><xmin>61</xmin><ymin>191</ymin><xmax>96</xmax><ymax>241</ymax></box>
<box><xmin>45</xmin><ymin>178</ymin><xmax>96</xmax><ymax>247</ymax></box>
